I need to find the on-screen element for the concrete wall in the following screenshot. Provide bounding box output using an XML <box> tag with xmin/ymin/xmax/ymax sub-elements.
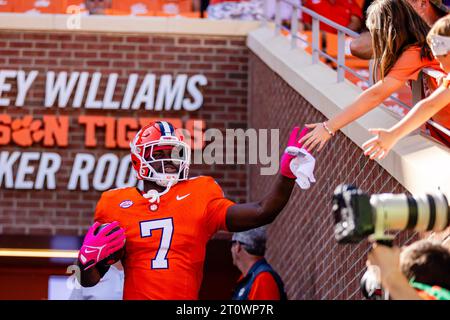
<box><xmin>247</xmin><ymin>27</ymin><xmax>450</xmax><ymax>299</ymax></box>
<box><xmin>248</xmin><ymin>52</ymin><xmax>417</xmax><ymax>299</ymax></box>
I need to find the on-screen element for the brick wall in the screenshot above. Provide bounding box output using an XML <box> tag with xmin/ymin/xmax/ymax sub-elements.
<box><xmin>0</xmin><ymin>31</ymin><xmax>249</xmax><ymax>236</ymax></box>
<box><xmin>248</xmin><ymin>53</ymin><xmax>418</xmax><ymax>300</ymax></box>
<box><xmin>1</xmin><ymin>29</ymin><xmax>441</xmax><ymax>300</ymax></box>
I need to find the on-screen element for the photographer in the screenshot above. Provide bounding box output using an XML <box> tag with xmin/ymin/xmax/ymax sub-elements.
<box><xmin>367</xmin><ymin>240</ymin><xmax>450</xmax><ymax>300</ymax></box>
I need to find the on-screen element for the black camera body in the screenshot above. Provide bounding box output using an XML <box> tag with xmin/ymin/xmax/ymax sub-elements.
<box><xmin>332</xmin><ymin>184</ymin><xmax>375</xmax><ymax>243</ymax></box>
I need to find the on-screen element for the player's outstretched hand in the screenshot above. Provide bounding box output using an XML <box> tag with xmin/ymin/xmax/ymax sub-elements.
<box><xmin>78</xmin><ymin>221</ymin><xmax>126</xmax><ymax>270</ymax></box>
<box><xmin>280</xmin><ymin>126</ymin><xmax>309</xmax><ymax>179</ymax></box>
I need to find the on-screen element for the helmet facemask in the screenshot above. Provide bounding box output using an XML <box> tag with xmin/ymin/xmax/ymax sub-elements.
<box><xmin>131</xmin><ymin>135</ymin><xmax>191</xmax><ymax>187</ymax></box>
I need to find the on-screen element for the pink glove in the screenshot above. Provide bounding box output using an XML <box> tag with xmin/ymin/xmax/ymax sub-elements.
<box><xmin>78</xmin><ymin>221</ymin><xmax>126</xmax><ymax>270</ymax></box>
<box><xmin>280</xmin><ymin>127</ymin><xmax>309</xmax><ymax>179</ymax></box>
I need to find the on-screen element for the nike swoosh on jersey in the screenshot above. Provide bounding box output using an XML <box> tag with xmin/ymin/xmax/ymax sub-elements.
<box><xmin>84</xmin><ymin>248</ymin><xmax>98</xmax><ymax>254</ymax></box>
<box><xmin>176</xmin><ymin>194</ymin><xmax>191</xmax><ymax>201</ymax></box>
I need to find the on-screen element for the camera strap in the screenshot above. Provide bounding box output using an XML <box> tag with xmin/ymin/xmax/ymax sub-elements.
<box><xmin>410</xmin><ymin>281</ymin><xmax>450</xmax><ymax>300</ymax></box>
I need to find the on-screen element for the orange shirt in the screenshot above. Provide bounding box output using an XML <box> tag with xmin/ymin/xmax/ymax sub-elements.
<box><xmin>387</xmin><ymin>46</ymin><xmax>450</xmax><ymax>143</ymax></box>
<box><xmin>387</xmin><ymin>46</ymin><xmax>441</xmax><ymax>82</ymax></box>
<box><xmin>247</xmin><ymin>272</ymin><xmax>281</xmax><ymax>300</ymax></box>
<box><xmin>303</xmin><ymin>0</ymin><xmax>362</xmax><ymax>34</ymax></box>
<box><xmin>94</xmin><ymin>176</ymin><xmax>235</xmax><ymax>300</ymax></box>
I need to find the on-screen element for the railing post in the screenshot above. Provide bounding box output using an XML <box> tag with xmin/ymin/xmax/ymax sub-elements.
<box><xmin>337</xmin><ymin>30</ymin><xmax>345</xmax><ymax>82</ymax></box>
<box><xmin>312</xmin><ymin>18</ymin><xmax>319</xmax><ymax>64</ymax></box>
<box><xmin>412</xmin><ymin>71</ymin><xmax>424</xmax><ymax>105</ymax></box>
<box><xmin>291</xmin><ymin>6</ymin><xmax>299</xmax><ymax>49</ymax></box>
<box><xmin>262</xmin><ymin>0</ymin><xmax>269</xmax><ymax>27</ymax></box>
<box><xmin>275</xmin><ymin>0</ymin><xmax>282</xmax><ymax>36</ymax></box>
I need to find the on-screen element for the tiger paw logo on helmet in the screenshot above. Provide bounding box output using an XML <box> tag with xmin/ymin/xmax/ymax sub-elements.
<box><xmin>130</xmin><ymin>121</ymin><xmax>191</xmax><ymax>188</ymax></box>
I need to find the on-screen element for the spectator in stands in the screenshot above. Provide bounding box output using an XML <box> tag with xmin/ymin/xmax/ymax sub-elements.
<box><xmin>367</xmin><ymin>240</ymin><xmax>450</xmax><ymax>300</ymax></box>
<box><xmin>351</xmin><ymin>0</ymin><xmax>448</xmax><ymax>59</ymax></box>
<box><xmin>85</xmin><ymin>0</ymin><xmax>112</xmax><ymax>15</ymax></box>
<box><xmin>198</xmin><ymin>0</ymin><xmax>209</xmax><ymax>18</ymax></box>
<box><xmin>302</xmin><ymin>0</ymin><xmax>364</xmax><ymax>33</ymax></box>
<box><xmin>206</xmin><ymin>0</ymin><xmax>265</xmax><ymax>20</ymax></box>
<box><xmin>299</xmin><ymin>0</ymin><xmax>442</xmax><ymax>152</ymax></box>
<box><xmin>363</xmin><ymin>15</ymin><xmax>450</xmax><ymax>158</ymax></box>
<box><xmin>230</xmin><ymin>227</ymin><xmax>287</xmax><ymax>300</ymax></box>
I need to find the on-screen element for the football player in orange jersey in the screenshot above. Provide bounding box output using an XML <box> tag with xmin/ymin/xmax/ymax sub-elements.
<box><xmin>77</xmin><ymin>120</ymin><xmax>309</xmax><ymax>299</ymax></box>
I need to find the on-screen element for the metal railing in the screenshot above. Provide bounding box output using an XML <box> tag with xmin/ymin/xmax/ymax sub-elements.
<box><xmin>414</xmin><ymin>69</ymin><xmax>450</xmax><ymax>137</ymax></box>
<box><xmin>266</xmin><ymin>0</ymin><xmax>363</xmax><ymax>83</ymax></box>
<box><xmin>264</xmin><ymin>0</ymin><xmax>450</xmax><ymax>139</ymax></box>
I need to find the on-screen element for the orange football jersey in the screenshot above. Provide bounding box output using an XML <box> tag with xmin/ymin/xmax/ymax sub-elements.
<box><xmin>94</xmin><ymin>176</ymin><xmax>235</xmax><ymax>300</ymax></box>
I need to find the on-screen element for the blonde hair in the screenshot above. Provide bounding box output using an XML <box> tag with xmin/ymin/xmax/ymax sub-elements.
<box><xmin>427</xmin><ymin>15</ymin><xmax>450</xmax><ymax>46</ymax></box>
<box><xmin>366</xmin><ymin>0</ymin><xmax>432</xmax><ymax>81</ymax></box>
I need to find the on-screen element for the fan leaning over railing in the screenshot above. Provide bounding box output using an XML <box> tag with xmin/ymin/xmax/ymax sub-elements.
<box><xmin>264</xmin><ymin>0</ymin><xmax>450</xmax><ymax>153</ymax></box>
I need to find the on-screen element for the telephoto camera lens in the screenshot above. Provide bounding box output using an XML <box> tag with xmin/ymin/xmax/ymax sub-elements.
<box><xmin>333</xmin><ymin>184</ymin><xmax>450</xmax><ymax>243</ymax></box>
<box><xmin>370</xmin><ymin>193</ymin><xmax>450</xmax><ymax>233</ymax></box>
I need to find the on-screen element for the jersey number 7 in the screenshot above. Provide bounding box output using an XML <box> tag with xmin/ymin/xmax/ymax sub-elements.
<box><xmin>139</xmin><ymin>218</ymin><xmax>174</xmax><ymax>269</ymax></box>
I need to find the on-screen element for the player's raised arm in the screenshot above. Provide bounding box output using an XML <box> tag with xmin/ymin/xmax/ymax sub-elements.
<box><xmin>225</xmin><ymin>127</ymin><xmax>312</xmax><ymax>232</ymax></box>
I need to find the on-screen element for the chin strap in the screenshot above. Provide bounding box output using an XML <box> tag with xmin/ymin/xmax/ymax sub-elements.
<box><xmin>142</xmin><ymin>180</ymin><xmax>175</xmax><ymax>204</ymax></box>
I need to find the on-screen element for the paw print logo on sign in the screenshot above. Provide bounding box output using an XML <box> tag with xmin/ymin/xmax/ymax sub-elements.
<box><xmin>11</xmin><ymin>115</ymin><xmax>45</xmax><ymax>147</ymax></box>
